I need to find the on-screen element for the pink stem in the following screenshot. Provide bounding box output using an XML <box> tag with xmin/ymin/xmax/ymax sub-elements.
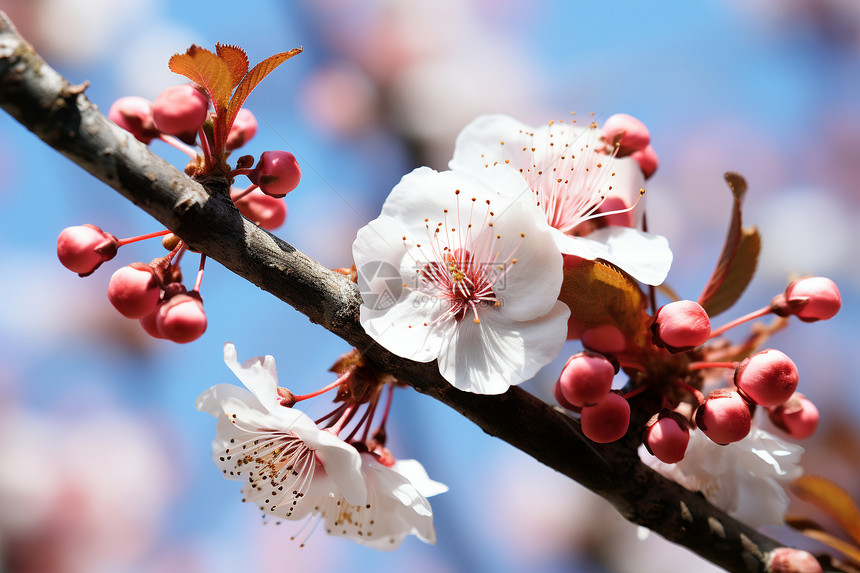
<box><xmin>229</xmin><ymin>167</ymin><xmax>256</xmax><ymax>179</ymax></box>
<box><xmin>158</xmin><ymin>134</ymin><xmax>198</xmax><ymax>160</ymax></box>
<box><xmin>231</xmin><ymin>184</ymin><xmax>259</xmax><ymax>202</ymax></box>
<box><xmin>709</xmin><ymin>306</ymin><xmax>773</xmax><ymax>339</ymax></box>
<box><xmin>378</xmin><ymin>383</ymin><xmax>395</xmax><ymax>431</ymax></box>
<box><xmin>292</xmin><ymin>371</ymin><xmax>351</xmax><ymax>403</ymax></box>
<box><xmin>326</xmin><ymin>404</ymin><xmax>357</xmax><ymax>436</ymax></box>
<box><xmin>688</xmin><ymin>361</ymin><xmax>738</xmax><ymax>371</ymax></box>
<box><xmin>197</xmin><ymin>126</ymin><xmax>212</xmax><ymax>165</ymax></box>
<box><xmin>192</xmin><ymin>254</ymin><xmax>206</xmax><ymax>292</ymax></box>
<box><xmin>622</xmin><ymin>385</ymin><xmax>648</xmax><ymax>400</ymax></box>
<box><xmin>679</xmin><ymin>380</ymin><xmax>706</xmax><ymax>406</ymax></box>
<box><xmin>116</xmin><ymin>229</ymin><xmax>171</xmax><ymax>247</ymax></box>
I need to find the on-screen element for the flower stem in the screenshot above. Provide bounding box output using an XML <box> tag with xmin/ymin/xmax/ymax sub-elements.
<box><xmin>688</xmin><ymin>361</ymin><xmax>738</xmax><ymax>371</ymax></box>
<box><xmin>116</xmin><ymin>229</ymin><xmax>172</xmax><ymax>247</ymax></box>
<box><xmin>709</xmin><ymin>306</ymin><xmax>772</xmax><ymax>339</ymax></box>
<box><xmin>292</xmin><ymin>371</ymin><xmax>351</xmax><ymax>403</ymax></box>
<box><xmin>679</xmin><ymin>380</ymin><xmax>706</xmax><ymax>405</ymax></box>
<box><xmin>193</xmin><ymin>254</ymin><xmax>206</xmax><ymax>292</ymax></box>
<box><xmin>622</xmin><ymin>384</ymin><xmax>648</xmax><ymax>400</ymax></box>
<box><xmin>327</xmin><ymin>404</ymin><xmax>357</xmax><ymax>436</ymax></box>
<box><xmin>197</xmin><ymin>126</ymin><xmax>212</xmax><ymax>166</ymax></box>
<box><xmin>158</xmin><ymin>134</ymin><xmax>198</xmax><ymax>160</ymax></box>
<box><xmin>231</xmin><ymin>184</ymin><xmax>259</xmax><ymax>202</ymax></box>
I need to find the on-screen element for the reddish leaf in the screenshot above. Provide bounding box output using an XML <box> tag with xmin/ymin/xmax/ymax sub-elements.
<box><xmin>168</xmin><ymin>45</ymin><xmax>232</xmax><ymax>111</ymax></box>
<box><xmin>215</xmin><ymin>43</ymin><xmax>249</xmax><ymax>89</ymax></box>
<box><xmin>698</xmin><ymin>172</ymin><xmax>759</xmax><ymax>317</ymax></box>
<box><xmin>792</xmin><ymin>475</ymin><xmax>860</xmax><ymax>547</ymax></box>
<box><xmin>224</xmin><ymin>48</ymin><xmax>302</xmax><ymax>135</ymax></box>
<box><xmin>559</xmin><ymin>259</ymin><xmax>651</xmax><ymax>348</ymax></box>
<box><xmin>798</xmin><ymin>529</ymin><xmax>860</xmax><ymax>566</ymax></box>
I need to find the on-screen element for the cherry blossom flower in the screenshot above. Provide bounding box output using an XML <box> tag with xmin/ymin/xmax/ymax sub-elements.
<box><xmin>318</xmin><ymin>454</ymin><xmax>447</xmax><ymax>550</ymax></box>
<box><xmin>450</xmin><ymin>114</ymin><xmax>673</xmax><ymax>285</ymax></box>
<box><xmin>353</xmin><ymin>166</ymin><xmax>570</xmax><ymax>394</ymax></box>
<box><xmin>196</xmin><ymin>343</ymin><xmax>366</xmax><ymax>520</ymax></box>
<box><xmin>643</xmin><ymin>427</ymin><xmax>803</xmax><ymax>529</ymax></box>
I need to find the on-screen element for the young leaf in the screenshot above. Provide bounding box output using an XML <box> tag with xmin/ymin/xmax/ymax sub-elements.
<box><xmin>224</xmin><ymin>48</ymin><xmax>302</xmax><ymax>136</ymax></box>
<box><xmin>792</xmin><ymin>475</ymin><xmax>860</xmax><ymax>546</ymax></box>
<box><xmin>559</xmin><ymin>259</ymin><xmax>651</xmax><ymax>348</ymax></box>
<box><xmin>168</xmin><ymin>45</ymin><xmax>232</xmax><ymax>111</ymax></box>
<box><xmin>215</xmin><ymin>43</ymin><xmax>249</xmax><ymax>89</ymax></box>
<box><xmin>697</xmin><ymin>172</ymin><xmax>760</xmax><ymax>317</ymax></box>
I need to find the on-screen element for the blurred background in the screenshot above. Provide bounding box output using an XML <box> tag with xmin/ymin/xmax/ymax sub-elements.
<box><xmin>1</xmin><ymin>1</ymin><xmax>859</xmax><ymax>571</ymax></box>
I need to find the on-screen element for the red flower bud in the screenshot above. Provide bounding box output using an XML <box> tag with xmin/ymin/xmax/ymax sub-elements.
<box><xmin>107</xmin><ymin>263</ymin><xmax>161</xmax><ymax>319</ymax></box>
<box><xmin>651</xmin><ymin>300</ymin><xmax>711</xmax><ymax>352</ymax></box>
<box><xmin>156</xmin><ymin>293</ymin><xmax>207</xmax><ymax>343</ymax></box>
<box><xmin>57</xmin><ymin>224</ymin><xmax>118</xmax><ymax>276</ymax></box>
<box><xmin>631</xmin><ymin>144</ymin><xmax>659</xmax><ymax>179</ymax></box>
<box><xmin>735</xmin><ymin>349</ymin><xmax>799</xmax><ymax>407</ymax></box>
<box><xmin>152</xmin><ymin>85</ymin><xmax>209</xmax><ymax>138</ymax></box>
<box><xmin>226</xmin><ymin>108</ymin><xmax>258</xmax><ymax>150</ymax></box>
<box><xmin>785</xmin><ymin>276</ymin><xmax>841</xmax><ymax>322</ymax></box>
<box><xmin>108</xmin><ymin>96</ymin><xmax>159</xmax><ymax>144</ymax></box>
<box><xmin>557</xmin><ymin>351</ymin><xmax>616</xmax><ymax>407</ymax></box>
<box><xmin>769</xmin><ymin>548</ymin><xmax>822</xmax><ymax>573</ymax></box>
<box><xmin>581</xmin><ymin>391</ymin><xmax>630</xmax><ymax>444</ymax></box>
<box><xmin>602</xmin><ymin>113</ymin><xmax>651</xmax><ymax>153</ymax></box>
<box><xmin>695</xmin><ymin>390</ymin><xmax>751</xmax><ymax>445</ymax></box>
<box><xmin>231</xmin><ymin>187</ymin><xmax>288</xmax><ymax>230</ymax></box>
<box><xmin>644</xmin><ymin>412</ymin><xmax>690</xmax><ymax>464</ymax></box>
<box><xmin>249</xmin><ymin>151</ymin><xmax>301</xmax><ymax>198</ymax></box>
<box><xmin>768</xmin><ymin>393</ymin><xmax>819</xmax><ymax>440</ymax></box>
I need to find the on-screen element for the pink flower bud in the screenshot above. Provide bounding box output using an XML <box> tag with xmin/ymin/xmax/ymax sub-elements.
<box><xmin>152</xmin><ymin>85</ymin><xmax>209</xmax><ymax>138</ymax></box>
<box><xmin>557</xmin><ymin>351</ymin><xmax>616</xmax><ymax>407</ymax></box>
<box><xmin>56</xmin><ymin>224</ymin><xmax>118</xmax><ymax>276</ymax></box>
<box><xmin>631</xmin><ymin>144</ymin><xmax>659</xmax><ymax>179</ymax></box>
<box><xmin>225</xmin><ymin>108</ymin><xmax>258</xmax><ymax>151</ymax></box>
<box><xmin>581</xmin><ymin>391</ymin><xmax>630</xmax><ymax>443</ymax></box>
<box><xmin>785</xmin><ymin>277</ymin><xmax>841</xmax><ymax>322</ymax></box>
<box><xmin>768</xmin><ymin>393</ymin><xmax>819</xmax><ymax>440</ymax></box>
<box><xmin>644</xmin><ymin>412</ymin><xmax>690</xmax><ymax>464</ymax></box>
<box><xmin>107</xmin><ymin>263</ymin><xmax>161</xmax><ymax>319</ymax></box>
<box><xmin>769</xmin><ymin>548</ymin><xmax>822</xmax><ymax>573</ymax></box>
<box><xmin>249</xmin><ymin>151</ymin><xmax>301</xmax><ymax>198</ymax></box>
<box><xmin>602</xmin><ymin>113</ymin><xmax>651</xmax><ymax>152</ymax></box>
<box><xmin>231</xmin><ymin>187</ymin><xmax>288</xmax><ymax>230</ymax></box>
<box><xmin>695</xmin><ymin>390</ymin><xmax>751</xmax><ymax>445</ymax></box>
<box><xmin>552</xmin><ymin>379</ymin><xmax>581</xmax><ymax>412</ymax></box>
<box><xmin>108</xmin><ymin>96</ymin><xmax>159</xmax><ymax>144</ymax></box>
<box><xmin>735</xmin><ymin>349</ymin><xmax>799</xmax><ymax>407</ymax></box>
<box><xmin>651</xmin><ymin>300</ymin><xmax>711</xmax><ymax>352</ymax></box>
<box><xmin>139</xmin><ymin>307</ymin><xmax>166</xmax><ymax>339</ymax></box>
<box><xmin>581</xmin><ymin>324</ymin><xmax>627</xmax><ymax>354</ymax></box>
<box><xmin>156</xmin><ymin>293</ymin><xmax>207</xmax><ymax>343</ymax></box>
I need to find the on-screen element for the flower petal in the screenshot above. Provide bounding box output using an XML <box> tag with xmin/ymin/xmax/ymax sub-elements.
<box><xmin>293</xmin><ymin>426</ymin><xmax>366</xmax><ymax>506</ymax></box>
<box><xmin>437</xmin><ymin>300</ymin><xmax>569</xmax><ymax>394</ymax></box>
<box><xmin>392</xmin><ymin>459</ymin><xmax>449</xmax><ymax>498</ymax></box>
<box><xmin>222</xmin><ymin>342</ymin><xmax>282</xmax><ymax>413</ymax></box>
<box><xmin>554</xmin><ymin>226</ymin><xmax>673</xmax><ymax>286</ymax></box>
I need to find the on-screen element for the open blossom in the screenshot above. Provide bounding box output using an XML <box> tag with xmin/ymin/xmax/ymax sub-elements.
<box><xmin>643</xmin><ymin>427</ymin><xmax>803</xmax><ymax>529</ymax></box>
<box><xmin>353</xmin><ymin>166</ymin><xmax>570</xmax><ymax>394</ymax></box>
<box><xmin>196</xmin><ymin>343</ymin><xmax>366</xmax><ymax>520</ymax></box>
<box><xmin>318</xmin><ymin>454</ymin><xmax>448</xmax><ymax>550</ymax></box>
<box><xmin>449</xmin><ymin>114</ymin><xmax>672</xmax><ymax>285</ymax></box>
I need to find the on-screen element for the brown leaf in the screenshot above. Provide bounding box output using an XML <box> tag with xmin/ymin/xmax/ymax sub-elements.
<box><xmin>793</xmin><ymin>475</ymin><xmax>860</xmax><ymax>547</ymax></box>
<box><xmin>168</xmin><ymin>45</ymin><xmax>232</xmax><ymax>111</ymax></box>
<box><xmin>559</xmin><ymin>259</ymin><xmax>650</xmax><ymax>348</ymax></box>
<box><xmin>797</xmin><ymin>529</ymin><xmax>860</xmax><ymax>566</ymax></box>
<box><xmin>215</xmin><ymin>43</ymin><xmax>249</xmax><ymax>88</ymax></box>
<box><xmin>224</xmin><ymin>48</ymin><xmax>302</xmax><ymax>135</ymax></box>
<box><xmin>697</xmin><ymin>172</ymin><xmax>760</xmax><ymax>317</ymax></box>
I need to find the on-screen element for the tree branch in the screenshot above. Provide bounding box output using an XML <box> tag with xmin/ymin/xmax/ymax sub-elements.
<box><xmin>0</xmin><ymin>11</ymin><xmax>812</xmax><ymax>572</ymax></box>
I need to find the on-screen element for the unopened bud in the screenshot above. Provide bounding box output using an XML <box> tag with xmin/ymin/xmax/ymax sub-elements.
<box><xmin>644</xmin><ymin>411</ymin><xmax>690</xmax><ymax>464</ymax></box>
<box><xmin>602</xmin><ymin>113</ymin><xmax>651</xmax><ymax>153</ymax></box>
<box><xmin>108</xmin><ymin>96</ymin><xmax>159</xmax><ymax>144</ymax></box>
<box><xmin>557</xmin><ymin>351</ymin><xmax>616</xmax><ymax>407</ymax></box>
<box><xmin>735</xmin><ymin>349</ymin><xmax>799</xmax><ymax>407</ymax></box>
<box><xmin>581</xmin><ymin>324</ymin><xmax>627</xmax><ymax>354</ymax></box>
<box><xmin>695</xmin><ymin>389</ymin><xmax>751</xmax><ymax>445</ymax></box>
<box><xmin>784</xmin><ymin>277</ymin><xmax>841</xmax><ymax>322</ymax></box>
<box><xmin>249</xmin><ymin>151</ymin><xmax>301</xmax><ymax>198</ymax></box>
<box><xmin>651</xmin><ymin>300</ymin><xmax>711</xmax><ymax>352</ymax></box>
<box><xmin>768</xmin><ymin>393</ymin><xmax>819</xmax><ymax>440</ymax></box>
<box><xmin>156</xmin><ymin>293</ymin><xmax>207</xmax><ymax>343</ymax></box>
<box><xmin>552</xmin><ymin>379</ymin><xmax>581</xmax><ymax>412</ymax></box>
<box><xmin>57</xmin><ymin>224</ymin><xmax>118</xmax><ymax>276</ymax></box>
<box><xmin>231</xmin><ymin>187</ymin><xmax>288</xmax><ymax>230</ymax></box>
<box><xmin>631</xmin><ymin>144</ymin><xmax>659</xmax><ymax>179</ymax></box>
<box><xmin>581</xmin><ymin>391</ymin><xmax>630</xmax><ymax>443</ymax></box>
<box><xmin>108</xmin><ymin>263</ymin><xmax>161</xmax><ymax>319</ymax></box>
<box><xmin>769</xmin><ymin>548</ymin><xmax>822</xmax><ymax>573</ymax></box>
<box><xmin>152</xmin><ymin>85</ymin><xmax>209</xmax><ymax>138</ymax></box>
<box><xmin>226</xmin><ymin>108</ymin><xmax>258</xmax><ymax>150</ymax></box>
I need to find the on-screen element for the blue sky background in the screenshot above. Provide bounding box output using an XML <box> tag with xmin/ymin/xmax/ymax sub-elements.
<box><xmin>1</xmin><ymin>1</ymin><xmax>859</xmax><ymax>572</ymax></box>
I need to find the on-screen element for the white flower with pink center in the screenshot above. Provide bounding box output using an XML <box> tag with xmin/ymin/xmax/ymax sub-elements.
<box><xmin>450</xmin><ymin>114</ymin><xmax>673</xmax><ymax>285</ymax></box>
<box><xmin>318</xmin><ymin>454</ymin><xmax>447</xmax><ymax>550</ymax></box>
<box><xmin>353</xmin><ymin>166</ymin><xmax>570</xmax><ymax>394</ymax></box>
<box><xmin>196</xmin><ymin>343</ymin><xmax>366</xmax><ymax>520</ymax></box>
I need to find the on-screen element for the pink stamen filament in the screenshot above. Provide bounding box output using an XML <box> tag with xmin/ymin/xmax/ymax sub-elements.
<box><xmin>708</xmin><ymin>306</ymin><xmax>773</xmax><ymax>339</ymax></box>
<box><xmin>116</xmin><ymin>229</ymin><xmax>172</xmax><ymax>247</ymax></box>
<box><xmin>193</xmin><ymin>254</ymin><xmax>206</xmax><ymax>292</ymax></box>
<box><xmin>688</xmin><ymin>361</ymin><xmax>738</xmax><ymax>371</ymax></box>
<box><xmin>158</xmin><ymin>134</ymin><xmax>198</xmax><ymax>160</ymax></box>
<box><xmin>291</xmin><ymin>371</ymin><xmax>352</xmax><ymax>403</ymax></box>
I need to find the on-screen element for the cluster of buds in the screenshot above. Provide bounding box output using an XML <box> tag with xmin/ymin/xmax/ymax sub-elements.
<box><xmin>554</xmin><ymin>276</ymin><xmax>841</xmax><ymax>464</ymax></box>
<box><xmin>59</xmin><ymin>54</ymin><xmax>304</xmax><ymax>341</ymax></box>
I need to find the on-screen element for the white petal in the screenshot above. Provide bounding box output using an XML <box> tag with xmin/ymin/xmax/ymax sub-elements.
<box><xmin>555</xmin><ymin>227</ymin><xmax>673</xmax><ymax>286</ymax></box>
<box><xmin>392</xmin><ymin>459</ymin><xmax>449</xmax><ymax>498</ymax></box>
<box><xmin>293</xmin><ymin>425</ymin><xmax>366</xmax><ymax>507</ymax></box>
<box><xmin>437</xmin><ymin>300</ymin><xmax>569</xmax><ymax>394</ymax></box>
<box><xmin>222</xmin><ymin>342</ymin><xmax>282</xmax><ymax>413</ymax></box>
